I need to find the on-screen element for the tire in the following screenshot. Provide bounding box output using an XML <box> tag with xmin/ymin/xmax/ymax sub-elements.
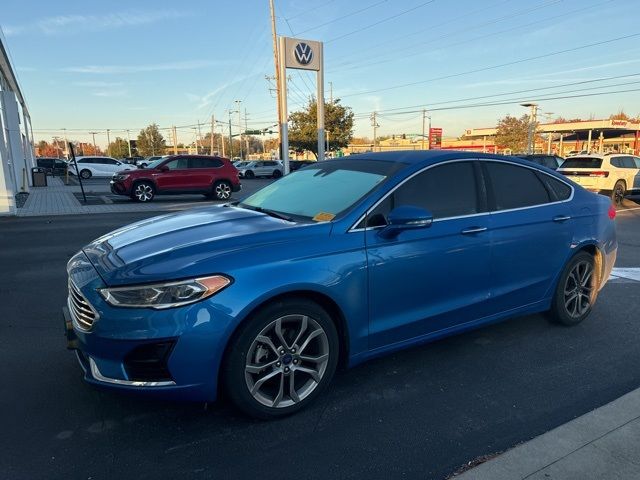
<box><xmin>612</xmin><ymin>180</ymin><xmax>625</xmax><ymax>206</ymax></box>
<box><xmin>549</xmin><ymin>252</ymin><xmax>597</xmax><ymax>326</ymax></box>
<box><xmin>213</xmin><ymin>180</ymin><xmax>232</xmax><ymax>201</ymax></box>
<box><xmin>80</xmin><ymin>169</ymin><xmax>92</xmax><ymax>180</ymax></box>
<box><xmin>272</xmin><ymin>170</ymin><xmax>282</xmax><ymax>179</ymax></box>
<box><xmin>223</xmin><ymin>298</ymin><xmax>339</xmax><ymax>419</ymax></box>
<box><xmin>132</xmin><ymin>181</ymin><xmax>155</xmax><ymax>202</ymax></box>
<box><xmin>244</xmin><ymin>170</ymin><xmax>255</xmax><ymax>179</ymax></box>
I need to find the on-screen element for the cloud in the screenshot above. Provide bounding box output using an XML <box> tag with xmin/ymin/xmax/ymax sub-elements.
<box><xmin>92</xmin><ymin>90</ymin><xmax>127</xmax><ymax>97</ymax></box>
<box><xmin>3</xmin><ymin>9</ymin><xmax>191</xmax><ymax>36</ymax></box>
<box><xmin>74</xmin><ymin>81</ymin><xmax>124</xmax><ymax>87</ymax></box>
<box><xmin>61</xmin><ymin>60</ymin><xmax>218</xmax><ymax>74</ymax></box>
<box><xmin>186</xmin><ymin>73</ymin><xmax>256</xmax><ymax>110</ymax></box>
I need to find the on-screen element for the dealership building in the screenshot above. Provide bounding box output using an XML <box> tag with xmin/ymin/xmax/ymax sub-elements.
<box><xmin>347</xmin><ymin>118</ymin><xmax>640</xmax><ymax>156</ymax></box>
<box><xmin>0</xmin><ymin>30</ymin><xmax>35</xmax><ymax>216</ymax></box>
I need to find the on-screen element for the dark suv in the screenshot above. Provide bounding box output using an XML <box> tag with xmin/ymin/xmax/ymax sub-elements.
<box><xmin>36</xmin><ymin>157</ymin><xmax>68</xmax><ymax>176</ymax></box>
<box><xmin>110</xmin><ymin>155</ymin><xmax>241</xmax><ymax>202</ymax></box>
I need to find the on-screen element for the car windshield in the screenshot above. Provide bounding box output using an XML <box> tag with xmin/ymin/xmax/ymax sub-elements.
<box><xmin>560</xmin><ymin>157</ymin><xmax>603</xmax><ymax>169</ymax></box>
<box><xmin>146</xmin><ymin>159</ymin><xmax>166</xmax><ymax>169</ymax></box>
<box><xmin>239</xmin><ymin>159</ymin><xmax>405</xmax><ymax>221</ymax></box>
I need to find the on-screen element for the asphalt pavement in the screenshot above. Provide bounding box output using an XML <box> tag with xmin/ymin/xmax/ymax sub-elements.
<box><xmin>1</xmin><ymin>207</ymin><xmax>639</xmax><ymax>480</ymax></box>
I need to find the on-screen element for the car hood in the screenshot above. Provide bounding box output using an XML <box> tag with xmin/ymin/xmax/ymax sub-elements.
<box><xmin>83</xmin><ymin>206</ymin><xmax>326</xmax><ymax>286</ymax></box>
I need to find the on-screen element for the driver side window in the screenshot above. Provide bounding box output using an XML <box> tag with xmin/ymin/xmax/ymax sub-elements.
<box><xmin>364</xmin><ymin>161</ymin><xmax>480</xmax><ymax>227</ymax></box>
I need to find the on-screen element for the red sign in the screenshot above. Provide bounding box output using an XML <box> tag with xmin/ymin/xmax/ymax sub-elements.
<box><xmin>429</xmin><ymin>127</ymin><xmax>443</xmax><ymax>149</ymax></box>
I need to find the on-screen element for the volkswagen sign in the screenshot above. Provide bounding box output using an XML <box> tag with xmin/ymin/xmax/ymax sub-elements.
<box><xmin>294</xmin><ymin>42</ymin><xmax>313</xmax><ymax>65</ymax></box>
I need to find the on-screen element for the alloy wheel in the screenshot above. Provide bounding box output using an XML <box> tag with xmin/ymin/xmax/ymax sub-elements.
<box><xmin>613</xmin><ymin>184</ymin><xmax>625</xmax><ymax>205</ymax></box>
<box><xmin>215</xmin><ymin>182</ymin><xmax>231</xmax><ymax>200</ymax></box>
<box><xmin>564</xmin><ymin>260</ymin><xmax>593</xmax><ymax>318</ymax></box>
<box><xmin>134</xmin><ymin>184</ymin><xmax>153</xmax><ymax>202</ymax></box>
<box><xmin>244</xmin><ymin>314</ymin><xmax>330</xmax><ymax>408</ymax></box>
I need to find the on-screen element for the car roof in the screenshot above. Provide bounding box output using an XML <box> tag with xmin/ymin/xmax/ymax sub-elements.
<box><xmin>340</xmin><ymin>150</ymin><xmax>541</xmax><ymax>167</ymax></box>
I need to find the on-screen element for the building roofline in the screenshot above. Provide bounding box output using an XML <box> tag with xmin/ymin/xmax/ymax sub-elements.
<box><xmin>0</xmin><ymin>28</ymin><xmax>28</xmax><ymax>115</ymax></box>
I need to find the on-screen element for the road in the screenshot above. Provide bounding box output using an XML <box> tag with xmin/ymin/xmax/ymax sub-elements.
<box><xmin>1</xmin><ymin>207</ymin><xmax>639</xmax><ymax>480</ymax></box>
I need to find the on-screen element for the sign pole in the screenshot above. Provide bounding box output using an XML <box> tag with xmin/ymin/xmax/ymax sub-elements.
<box><xmin>278</xmin><ymin>36</ymin><xmax>290</xmax><ymax>175</ymax></box>
<box><xmin>316</xmin><ymin>42</ymin><xmax>325</xmax><ymax>162</ymax></box>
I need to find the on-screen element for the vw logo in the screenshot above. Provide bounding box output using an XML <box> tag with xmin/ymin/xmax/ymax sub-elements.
<box><xmin>294</xmin><ymin>42</ymin><xmax>313</xmax><ymax>65</ymax></box>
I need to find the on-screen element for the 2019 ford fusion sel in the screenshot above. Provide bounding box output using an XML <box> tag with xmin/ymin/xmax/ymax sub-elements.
<box><xmin>64</xmin><ymin>151</ymin><xmax>617</xmax><ymax>418</ymax></box>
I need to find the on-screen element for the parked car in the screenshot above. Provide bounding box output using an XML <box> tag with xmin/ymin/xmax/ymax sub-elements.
<box><xmin>122</xmin><ymin>156</ymin><xmax>144</xmax><ymax>166</ymax></box>
<box><xmin>557</xmin><ymin>153</ymin><xmax>640</xmax><ymax>204</ymax></box>
<box><xmin>233</xmin><ymin>160</ymin><xmax>249</xmax><ymax>168</ymax></box>
<box><xmin>65</xmin><ymin>151</ymin><xmax>616</xmax><ymax>418</ymax></box>
<box><xmin>137</xmin><ymin>156</ymin><xmax>165</xmax><ymax>168</ymax></box>
<box><xmin>109</xmin><ymin>154</ymin><xmax>241</xmax><ymax>202</ymax></box>
<box><xmin>289</xmin><ymin>160</ymin><xmax>315</xmax><ymax>172</ymax></box>
<box><xmin>68</xmin><ymin>156</ymin><xmax>136</xmax><ymax>179</ymax></box>
<box><xmin>237</xmin><ymin>160</ymin><xmax>283</xmax><ymax>178</ymax></box>
<box><xmin>515</xmin><ymin>154</ymin><xmax>564</xmax><ymax>170</ymax></box>
<box><xmin>36</xmin><ymin>157</ymin><xmax>68</xmax><ymax>176</ymax></box>
<box><xmin>565</xmin><ymin>150</ymin><xmax>588</xmax><ymax>157</ymax></box>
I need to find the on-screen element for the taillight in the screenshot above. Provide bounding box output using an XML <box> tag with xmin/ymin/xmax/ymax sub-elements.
<box><xmin>608</xmin><ymin>204</ymin><xmax>616</xmax><ymax>220</ymax></box>
<box><xmin>589</xmin><ymin>171</ymin><xmax>609</xmax><ymax>177</ymax></box>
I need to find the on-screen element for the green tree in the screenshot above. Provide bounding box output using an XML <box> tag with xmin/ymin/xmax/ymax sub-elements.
<box><xmin>107</xmin><ymin>137</ymin><xmax>129</xmax><ymax>158</ymax></box>
<box><xmin>136</xmin><ymin>123</ymin><xmax>166</xmax><ymax>157</ymax></box>
<box><xmin>289</xmin><ymin>99</ymin><xmax>354</xmax><ymax>158</ymax></box>
<box><xmin>495</xmin><ymin>114</ymin><xmax>531</xmax><ymax>153</ymax></box>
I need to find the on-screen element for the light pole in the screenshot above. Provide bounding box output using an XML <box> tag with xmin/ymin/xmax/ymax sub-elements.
<box><xmin>521</xmin><ymin>102</ymin><xmax>538</xmax><ymax>154</ymax></box>
<box><xmin>126</xmin><ymin>129</ymin><xmax>132</xmax><ymax>157</ymax></box>
<box><xmin>89</xmin><ymin>131</ymin><xmax>98</xmax><ymax>155</ymax></box>
<box><xmin>228</xmin><ymin>111</ymin><xmax>236</xmax><ymax>159</ymax></box>
<box><xmin>106</xmin><ymin>129</ymin><xmax>111</xmax><ymax>156</ymax></box>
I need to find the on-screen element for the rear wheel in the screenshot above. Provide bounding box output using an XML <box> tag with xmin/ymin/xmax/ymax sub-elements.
<box><xmin>612</xmin><ymin>180</ymin><xmax>625</xmax><ymax>206</ymax></box>
<box><xmin>132</xmin><ymin>181</ymin><xmax>155</xmax><ymax>202</ymax></box>
<box><xmin>272</xmin><ymin>170</ymin><xmax>282</xmax><ymax>178</ymax></box>
<box><xmin>80</xmin><ymin>169</ymin><xmax>92</xmax><ymax>179</ymax></box>
<box><xmin>549</xmin><ymin>252</ymin><xmax>597</xmax><ymax>326</ymax></box>
<box><xmin>223</xmin><ymin>299</ymin><xmax>339</xmax><ymax>419</ymax></box>
<box><xmin>213</xmin><ymin>180</ymin><xmax>232</xmax><ymax>200</ymax></box>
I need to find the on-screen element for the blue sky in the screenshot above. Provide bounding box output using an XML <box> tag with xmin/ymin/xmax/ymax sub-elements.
<box><xmin>2</xmin><ymin>0</ymin><xmax>640</xmax><ymax>148</ymax></box>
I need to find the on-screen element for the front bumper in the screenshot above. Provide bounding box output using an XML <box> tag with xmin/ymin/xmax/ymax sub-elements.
<box><xmin>109</xmin><ymin>180</ymin><xmax>129</xmax><ymax>196</ymax></box>
<box><xmin>64</xmin><ymin>252</ymin><xmax>235</xmax><ymax>402</ymax></box>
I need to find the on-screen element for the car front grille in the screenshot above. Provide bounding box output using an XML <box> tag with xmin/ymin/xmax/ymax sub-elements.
<box><xmin>68</xmin><ymin>280</ymin><xmax>98</xmax><ymax>330</ymax></box>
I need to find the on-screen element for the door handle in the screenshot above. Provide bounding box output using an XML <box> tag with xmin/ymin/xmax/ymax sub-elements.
<box><xmin>461</xmin><ymin>226</ymin><xmax>487</xmax><ymax>235</ymax></box>
<box><xmin>553</xmin><ymin>215</ymin><xmax>571</xmax><ymax>222</ymax></box>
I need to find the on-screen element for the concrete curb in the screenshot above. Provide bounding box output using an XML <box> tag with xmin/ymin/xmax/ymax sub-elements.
<box><xmin>455</xmin><ymin>387</ymin><xmax>640</xmax><ymax>479</ymax></box>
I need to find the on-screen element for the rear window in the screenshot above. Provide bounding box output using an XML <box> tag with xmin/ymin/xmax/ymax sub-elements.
<box><xmin>560</xmin><ymin>157</ymin><xmax>602</xmax><ymax>169</ymax></box>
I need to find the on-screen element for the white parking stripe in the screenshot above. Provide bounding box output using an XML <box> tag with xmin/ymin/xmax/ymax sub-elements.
<box><xmin>609</xmin><ymin>267</ymin><xmax>640</xmax><ymax>282</ymax></box>
<box><xmin>617</xmin><ymin>206</ymin><xmax>640</xmax><ymax>214</ymax></box>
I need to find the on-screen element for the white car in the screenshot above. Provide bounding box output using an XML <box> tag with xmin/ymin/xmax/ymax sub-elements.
<box><xmin>69</xmin><ymin>156</ymin><xmax>136</xmax><ymax>179</ymax></box>
<box><xmin>557</xmin><ymin>153</ymin><xmax>640</xmax><ymax>204</ymax></box>
<box><xmin>237</xmin><ymin>160</ymin><xmax>283</xmax><ymax>179</ymax></box>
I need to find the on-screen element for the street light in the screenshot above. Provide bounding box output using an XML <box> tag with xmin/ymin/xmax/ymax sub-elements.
<box><xmin>521</xmin><ymin>103</ymin><xmax>538</xmax><ymax>154</ymax></box>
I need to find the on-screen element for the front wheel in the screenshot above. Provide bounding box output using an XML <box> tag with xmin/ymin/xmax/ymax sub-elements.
<box><xmin>223</xmin><ymin>299</ymin><xmax>339</xmax><ymax>419</ymax></box>
<box><xmin>549</xmin><ymin>252</ymin><xmax>597</xmax><ymax>326</ymax></box>
<box><xmin>132</xmin><ymin>181</ymin><xmax>155</xmax><ymax>202</ymax></box>
<box><xmin>244</xmin><ymin>170</ymin><xmax>255</xmax><ymax>179</ymax></box>
<box><xmin>80</xmin><ymin>169</ymin><xmax>92</xmax><ymax>179</ymax></box>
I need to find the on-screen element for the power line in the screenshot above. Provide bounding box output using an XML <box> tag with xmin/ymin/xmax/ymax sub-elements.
<box><xmin>294</xmin><ymin>0</ymin><xmax>388</xmax><ymax>36</ymax></box>
<box><xmin>326</xmin><ymin>0</ymin><xmax>437</xmax><ymax>44</ymax></box>
<box><xmin>340</xmin><ymin>32</ymin><xmax>640</xmax><ymax>98</ymax></box>
<box><xmin>285</xmin><ymin>0</ymin><xmax>338</xmax><ymax>21</ymax></box>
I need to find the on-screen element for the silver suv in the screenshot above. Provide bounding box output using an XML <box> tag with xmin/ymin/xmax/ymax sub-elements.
<box><xmin>237</xmin><ymin>160</ymin><xmax>283</xmax><ymax>179</ymax></box>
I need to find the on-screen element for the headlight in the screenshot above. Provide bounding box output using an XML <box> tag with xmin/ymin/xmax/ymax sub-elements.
<box><xmin>114</xmin><ymin>174</ymin><xmax>130</xmax><ymax>181</ymax></box>
<box><xmin>99</xmin><ymin>275</ymin><xmax>231</xmax><ymax>309</ymax></box>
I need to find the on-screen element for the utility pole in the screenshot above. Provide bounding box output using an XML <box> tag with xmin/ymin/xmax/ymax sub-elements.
<box><xmin>126</xmin><ymin>129</ymin><xmax>132</xmax><ymax>157</ymax></box>
<box><xmin>89</xmin><ymin>131</ymin><xmax>98</xmax><ymax>155</ymax></box>
<box><xmin>235</xmin><ymin>100</ymin><xmax>243</xmax><ymax>159</ymax></box>
<box><xmin>193</xmin><ymin>127</ymin><xmax>199</xmax><ymax>154</ymax></box>
<box><xmin>371</xmin><ymin>112</ymin><xmax>379</xmax><ymax>152</ymax></box>
<box><xmin>228</xmin><ymin>111</ymin><xmax>234</xmax><ymax>159</ymax></box>
<box><xmin>329</xmin><ymin>81</ymin><xmax>333</xmax><ymax>104</ymax></box>
<box><xmin>197</xmin><ymin>122</ymin><xmax>203</xmax><ymax>154</ymax></box>
<box><xmin>172</xmin><ymin>126</ymin><xmax>178</xmax><ymax>154</ymax></box>
<box><xmin>421</xmin><ymin>110</ymin><xmax>426</xmax><ymax>150</ymax></box>
<box><xmin>106</xmin><ymin>129</ymin><xmax>111</xmax><ymax>155</ymax></box>
<box><xmin>210</xmin><ymin>115</ymin><xmax>215</xmax><ymax>155</ymax></box>
<box><xmin>269</xmin><ymin>0</ymin><xmax>283</xmax><ymax>160</ymax></box>
<box><xmin>62</xmin><ymin>128</ymin><xmax>68</xmax><ymax>158</ymax></box>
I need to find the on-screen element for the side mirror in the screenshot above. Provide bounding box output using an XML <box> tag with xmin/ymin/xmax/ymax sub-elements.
<box><xmin>159</xmin><ymin>165</ymin><xmax>169</xmax><ymax>172</ymax></box>
<box><xmin>379</xmin><ymin>205</ymin><xmax>433</xmax><ymax>239</ymax></box>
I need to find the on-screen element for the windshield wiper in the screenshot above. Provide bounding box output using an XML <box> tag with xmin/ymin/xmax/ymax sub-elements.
<box><xmin>237</xmin><ymin>204</ymin><xmax>294</xmax><ymax>222</ymax></box>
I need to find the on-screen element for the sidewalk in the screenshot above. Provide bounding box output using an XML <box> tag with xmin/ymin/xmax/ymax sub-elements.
<box><xmin>16</xmin><ymin>177</ymin><xmax>205</xmax><ymax>217</ymax></box>
<box><xmin>455</xmin><ymin>387</ymin><xmax>640</xmax><ymax>479</ymax></box>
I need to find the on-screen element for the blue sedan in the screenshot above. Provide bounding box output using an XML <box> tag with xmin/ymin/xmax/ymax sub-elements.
<box><xmin>64</xmin><ymin>151</ymin><xmax>617</xmax><ymax>418</ymax></box>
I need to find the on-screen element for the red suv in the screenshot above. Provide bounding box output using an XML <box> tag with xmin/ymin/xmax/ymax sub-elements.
<box><xmin>110</xmin><ymin>155</ymin><xmax>241</xmax><ymax>202</ymax></box>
